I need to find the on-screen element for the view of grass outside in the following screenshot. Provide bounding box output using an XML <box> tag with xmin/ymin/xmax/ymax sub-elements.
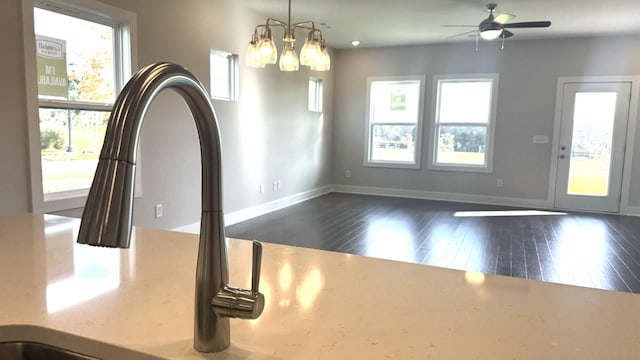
<box><xmin>436</xmin><ymin>151</ymin><xmax>485</xmax><ymax>165</ymax></box>
<box><xmin>567</xmin><ymin>157</ymin><xmax>610</xmax><ymax>196</ymax></box>
<box><xmin>40</xmin><ymin>110</ymin><xmax>108</xmax><ymax>193</ymax></box>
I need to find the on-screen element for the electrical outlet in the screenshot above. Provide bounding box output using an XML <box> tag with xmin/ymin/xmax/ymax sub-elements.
<box><xmin>154</xmin><ymin>204</ymin><xmax>163</xmax><ymax>218</ymax></box>
<box><xmin>259</xmin><ymin>184</ymin><xmax>264</xmax><ymax>194</ymax></box>
<box><xmin>496</xmin><ymin>179</ymin><xmax>504</xmax><ymax>188</ymax></box>
<box><xmin>276</xmin><ymin>180</ymin><xmax>281</xmax><ymax>190</ymax></box>
<box><xmin>345</xmin><ymin>169</ymin><xmax>352</xmax><ymax>178</ymax></box>
<box><xmin>273</xmin><ymin>181</ymin><xmax>278</xmax><ymax>191</ymax></box>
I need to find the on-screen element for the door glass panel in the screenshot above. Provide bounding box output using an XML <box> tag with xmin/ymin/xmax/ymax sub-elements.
<box><xmin>567</xmin><ymin>92</ymin><xmax>617</xmax><ymax>196</ymax></box>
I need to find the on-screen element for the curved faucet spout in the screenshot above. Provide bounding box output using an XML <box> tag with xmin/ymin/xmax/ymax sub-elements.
<box><xmin>77</xmin><ymin>62</ymin><xmax>264</xmax><ymax>353</ymax></box>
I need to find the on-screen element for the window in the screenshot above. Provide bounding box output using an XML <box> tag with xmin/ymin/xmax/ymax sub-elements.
<box><xmin>209</xmin><ymin>49</ymin><xmax>238</xmax><ymax>101</ymax></box>
<box><xmin>429</xmin><ymin>74</ymin><xmax>498</xmax><ymax>172</ymax></box>
<box><xmin>365</xmin><ymin>76</ymin><xmax>425</xmax><ymax>168</ymax></box>
<box><xmin>308</xmin><ymin>77</ymin><xmax>323</xmax><ymax>112</ymax></box>
<box><xmin>25</xmin><ymin>0</ymin><xmax>135</xmax><ymax>211</ymax></box>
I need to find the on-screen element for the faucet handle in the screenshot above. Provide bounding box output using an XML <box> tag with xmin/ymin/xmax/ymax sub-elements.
<box><xmin>251</xmin><ymin>240</ymin><xmax>262</xmax><ymax>294</ymax></box>
<box><xmin>212</xmin><ymin>285</ymin><xmax>265</xmax><ymax>319</ymax></box>
<box><xmin>211</xmin><ymin>240</ymin><xmax>265</xmax><ymax>319</ymax></box>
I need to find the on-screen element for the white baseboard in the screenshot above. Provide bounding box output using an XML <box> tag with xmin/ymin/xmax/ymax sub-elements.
<box><xmin>173</xmin><ymin>222</ymin><xmax>200</xmax><ymax>234</ymax></box>
<box><xmin>332</xmin><ymin>184</ymin><xmax>553</xmax><ymax>210</ymax></box>
<box><xmin>172</xmin><ymin>185</ymin><xmax>334</xmax><ymax>233</ymax></box>
<box><xmin>623</xmin><ymin>206</ymin><xmax>640</xmax><ymax>217</ymax></box>
<box><xmin>225</xmin><ymin>185</ymin><xmax>334</xmax><ymax>225</ymax></box>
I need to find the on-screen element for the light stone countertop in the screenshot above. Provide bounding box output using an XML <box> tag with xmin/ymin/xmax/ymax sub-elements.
<box><xmin>1</xmin><ymin>213</ymin><xmax>640</xmax><ymax>359</ymax></box>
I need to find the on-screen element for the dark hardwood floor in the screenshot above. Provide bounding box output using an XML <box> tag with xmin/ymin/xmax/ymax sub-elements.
<box><xmin>226</xmin><ymin>192</ymin><xmax>640</xmax><ymax>293</ymax></box>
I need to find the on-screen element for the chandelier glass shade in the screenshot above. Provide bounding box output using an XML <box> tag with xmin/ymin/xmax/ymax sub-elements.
<box><xmin>246</xmin><ymin>0</ymin><xmax>330</xmax><ymax>71</ymax></box>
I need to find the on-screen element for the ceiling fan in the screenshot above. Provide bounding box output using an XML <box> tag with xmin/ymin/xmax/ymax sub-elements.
<box><xmin>443</xmin><ymin>3</ymin><xmax>551</xmax><ymax>41</ymax></box>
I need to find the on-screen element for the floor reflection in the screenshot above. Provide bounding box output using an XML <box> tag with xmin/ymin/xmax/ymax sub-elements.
<box><xmin>227</xmin><ymin>193</ymin><xmax>640</xmax><ymax>293</ymax></box>
<box><xmin>550</xmin><ymin>216</ymin><xmax>612</xmax><ymax>289</ymax></box>
<box><xmin>363</xmin><ymin>217</ymin><xmax>416</xmax><ymax>262</ymax></box>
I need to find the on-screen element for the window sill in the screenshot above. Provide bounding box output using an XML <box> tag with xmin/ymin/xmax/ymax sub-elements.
<box><xmin>41</xmin><ymin>194</ymin><xmax>89</xmax><ymax>213</ymax></box>
<box><xmin>427</xmin><ymin>163</ymin><xmax>493</xmax><ymax>173</ymax></box>
<box><xmin>364</xmin><ymin>161</ymin><xmax>421</xmax><ymax>170</ymax></box>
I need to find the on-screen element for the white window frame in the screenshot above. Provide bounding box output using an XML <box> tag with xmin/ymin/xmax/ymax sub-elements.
<box><xmin>364</xmin><ymin>76</ymin><xmax>426</xmax><ymax>169</ymax></box>
<box><xmin>428</xmin><ymin>74</ymin><xmax>499</xmax><ymax>173</ymax></box>
<box><xmin>22</xmin><ymin>0</ymin><xmax>137</xmax><ymax>213</ymax></box>
<box><xmin>308</xmin><ymin>77</ymin><xmax>323</xmax><ymax>112</ymax></box>
<box><xmin>209</xmin><ymin>49</ymin><xmax>239</xmax><ymax>102</ymax></box>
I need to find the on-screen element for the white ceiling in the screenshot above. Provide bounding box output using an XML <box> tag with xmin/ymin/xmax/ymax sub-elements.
<box><xmin>241</xmin><ymin>0</ymin><xmax>640</xmax><ymax>49</ymax></box>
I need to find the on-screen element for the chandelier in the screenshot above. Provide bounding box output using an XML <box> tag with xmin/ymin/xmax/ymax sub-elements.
<box><xmin>246</xmin><ymin>0</ymin><xmax>330</xmax><ymax>72</ymax></box>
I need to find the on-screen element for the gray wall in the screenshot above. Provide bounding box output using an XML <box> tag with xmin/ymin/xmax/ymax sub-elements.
<box><xmin>1</xmin><ymin>0</ymin><xmax>334</xmax><ymax>229</ymax></box>
<box><xmin>332</xmin><ymin>36</ymin><xmax>640</xmax><ymax>206</ymax></box>
<box><xmin>0</xmin><ymin>0</ymin><xmax>31</xmax><ymax>215</ymax></box>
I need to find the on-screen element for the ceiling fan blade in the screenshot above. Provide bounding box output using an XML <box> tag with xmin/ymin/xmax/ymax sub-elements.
<box><xmin>502</xmin><ymin>21</ymin><xmax>551</xmax><ymax>29</ymax></box>
<box><xmin>494</xmin><ymin>13</ymin><xmax>515</xmax><ymax>24</ymax></box>
<box><xmin>447</xmin><ymin>29</ymin><xmax>479</xmax><ymax>39</ymax></box>
<box><xmin>501</xmin><ymin>30</ymin><xmax>515</xmax><ymax>38</ymax></box>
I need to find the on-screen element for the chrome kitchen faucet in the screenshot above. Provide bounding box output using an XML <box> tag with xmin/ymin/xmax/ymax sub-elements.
<box><xmin>77</xmin><ymin>62</ymin><xmax>265</xmax><ymax>353</ymax></box>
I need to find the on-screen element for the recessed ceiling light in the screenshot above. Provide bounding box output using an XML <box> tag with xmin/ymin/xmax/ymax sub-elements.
<box><xmin>351</xmin><ymin>40</ymin><xmax>360</xmax><ymax>47</ymax></box>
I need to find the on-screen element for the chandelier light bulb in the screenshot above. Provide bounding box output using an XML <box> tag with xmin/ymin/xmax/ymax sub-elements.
<box><xmin>259</xmin><ymin>36</ymin><xmax>278</xmax><ymax>64</ymax></box>
<box><xmin>279</xmin><ymin>43</ymin><xmax>299</xmax><ymax>71</ymax></box>
<box><xmin>300</xmin><ymin>38</ymin><xmax>320</xmax><ymax>66</ymax></box>
<box><xmin>246</xmin><ymin>41</ymin><xmax>266</xmax><ymax>68</ymax></box>
<box><xmin>311</xmin><ymin>46</ymin><xmax>330</xmax><ymax>71</ymax></box>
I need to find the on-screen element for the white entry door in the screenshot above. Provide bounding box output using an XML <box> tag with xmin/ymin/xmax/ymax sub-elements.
<box><xmin>554</xmin><ymin>81</ymin><xmax>632</xmax><ymax>213</ymax></box>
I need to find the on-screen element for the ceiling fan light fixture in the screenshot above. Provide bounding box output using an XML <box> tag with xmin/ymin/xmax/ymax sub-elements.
<box><xmin>480</xmin><ymin>28</ymin><xmax>502</xmax><ymax>40</ymax></box>
<box><xmin>444</xmin><ymin>3</ymin><xmax>551</xmax><ymax>44</ymax></box>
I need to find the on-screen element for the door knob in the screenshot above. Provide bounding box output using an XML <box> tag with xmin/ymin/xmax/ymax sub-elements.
<box><xmin>560</xmin><ymin>145</ymin><xmax>567</xmax><ymax>150</ymax></box>
<box><xmin>559</xmin><ymin>154</ymin><xmax>566</xmax><ymax>159</ymax></box>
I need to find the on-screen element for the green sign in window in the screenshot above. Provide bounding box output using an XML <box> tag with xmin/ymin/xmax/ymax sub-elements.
<box><xmin>390</xmin><ymin>88</ymin><xmax>406</xmax><ymax>111</ymax></box>
<box><xmin>36</xmin><ymin>34</ymin><xmax>68</xmax><ymax>99</ymax></box>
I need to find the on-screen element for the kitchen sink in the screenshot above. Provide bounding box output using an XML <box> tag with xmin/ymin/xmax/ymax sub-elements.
<box><xmin>0</xmin><ymin>341</ymin><xmax>99</xmax><ymax>360</ymax></box>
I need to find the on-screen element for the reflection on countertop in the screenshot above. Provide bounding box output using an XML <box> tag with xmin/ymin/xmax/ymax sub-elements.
<box><xmin>42</xmin><ymin>215</ymin><xmax>133</xmax><ymax>314</ymax></box>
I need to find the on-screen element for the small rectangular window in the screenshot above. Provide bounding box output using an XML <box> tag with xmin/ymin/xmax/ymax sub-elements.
<box><xmin>429</xmin><ymin>74</ymin><xmax>498</xmax><ymax>172</ymax></box>
<box><xmin>365</xmin><ymin>76</ymin><xmax>425</xmax><ymax>168</ymax></box>
<box><xmin>308</xmin><ymin>77</ymin><xmax>323</xmax><ymax>112</ymax></box>
<box><xmin>210</xmin><ymin>49</ymin><xmax>238</xmax><ymax>101</ymax></box>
